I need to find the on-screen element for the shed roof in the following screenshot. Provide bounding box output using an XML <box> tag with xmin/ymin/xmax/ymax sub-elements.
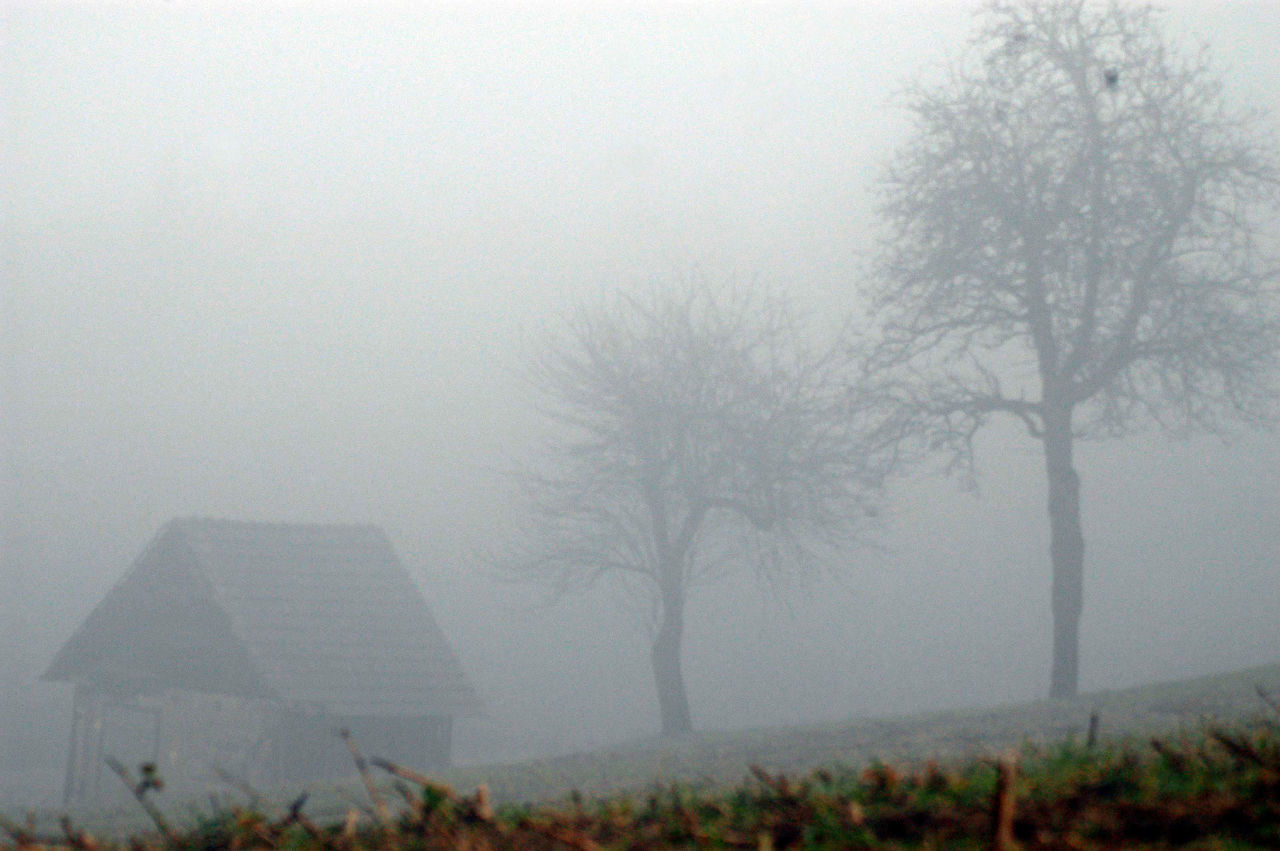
<box><xmin>45</xmin><ymin>518</ymin><xmax>481</xmax><ymax>718</ymax></box>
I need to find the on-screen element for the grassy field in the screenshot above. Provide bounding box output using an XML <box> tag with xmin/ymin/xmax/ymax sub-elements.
<box><xmin>6</xmin><ymin>660</ymin><xmax>1280</xmax><ymax>847</ymax></box>
<box><xmin>424</xmin><ymin>660</ymin><xmax>1280</xmax><ymax>808</ymax></box>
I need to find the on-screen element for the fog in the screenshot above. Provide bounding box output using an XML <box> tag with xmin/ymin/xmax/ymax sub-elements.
<box><xmin>4</xmin><ymin>1</ymin><xmax>1280</xmax><ymax>804</ymax></box>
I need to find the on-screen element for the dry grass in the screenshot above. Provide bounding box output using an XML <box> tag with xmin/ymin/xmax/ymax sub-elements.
<box><xmin>6</xmin><ymin>661</ymin><xmax>1280</xmax><ymax>848</ymax></box>
<box><xmin>7</xmin><ymin>714</ymin><xmax>1280</xmax><ymax>848</ymax></box>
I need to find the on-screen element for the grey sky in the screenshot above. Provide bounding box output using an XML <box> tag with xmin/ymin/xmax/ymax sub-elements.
<box><xmin>4</xmin><ymin>0</ymin><xmax>1280</xmax><ymax>794</ymax></box>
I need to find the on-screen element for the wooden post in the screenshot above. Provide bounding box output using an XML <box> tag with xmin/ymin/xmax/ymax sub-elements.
<box><xmin>62</xmin><ymin>684</ymin><xmax>104</xmax><ymax>806</ymax></box>
<box><xmin>61</xmin><ymin>684</ymin><xmax>84</xmax><ymax>806</ymax></box>
<box><xmin>991</xmin><ymin>752</ymin><xmax>1018</xmax><ymax>851</ymax></box>
<box><xmin>1086</xmin><ymin>711</ymin><xmax>1100</xmax><ymax>749</ymax></box>
<box><xmin>440</xmin><ymin>716</ymin><xmax>453</xmax><ymax>767</ymax></box>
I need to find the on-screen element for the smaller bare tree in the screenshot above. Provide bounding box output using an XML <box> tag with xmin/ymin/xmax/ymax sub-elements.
<box><xmin>507</xmin><ymin>280</ymin><xmax>885</xmax><ymax>737</ymax></box>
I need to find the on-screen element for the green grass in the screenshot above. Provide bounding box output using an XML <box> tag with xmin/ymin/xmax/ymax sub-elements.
<box><xmin>421</xmin><ymin>660</ymin><xmax>1280</xmax><ymax>808</ymax></box>
<box><xmin>8</xmin><ymin>661</ymin><xmax>1280</xmax><ymax>847</ymax></box>
<box><xmin>10</xmin><ymin>715</ymin><xmax>1280</xmax><ymax>848</ymax></box>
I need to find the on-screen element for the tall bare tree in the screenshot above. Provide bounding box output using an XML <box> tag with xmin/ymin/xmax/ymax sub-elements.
<box><xmin>509</xmin><ymin>281</ymin><xmax>884</xmax><ymax>736</ymax></box>
<box><xmin>865</xmin><ymin>0</ymin><xmax>1279</xmax><ymax>698</ymax></box>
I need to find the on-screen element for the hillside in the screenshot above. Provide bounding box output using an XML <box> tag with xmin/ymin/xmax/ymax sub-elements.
<box><xmin>426</xmin><ymin>661</ymin><xmax>1280</xmax><ymax>808</ymax></box>
<box><xmin>13</xmin><ymin>660</ymin><xmax>1280</xmax><ymax>840</ymax></box>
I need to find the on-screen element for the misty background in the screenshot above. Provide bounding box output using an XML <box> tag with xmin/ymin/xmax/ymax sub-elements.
<box><xmin>4</xmin><ymin>1</ymin><xmax>1279</xmax><ymax>803</ymax></box>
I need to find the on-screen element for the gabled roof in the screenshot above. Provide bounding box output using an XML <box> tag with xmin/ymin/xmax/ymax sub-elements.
<box><xmin>45</xmin><ymin>518</ymin><xmax>481</xmax><ymax>718</ymax></box>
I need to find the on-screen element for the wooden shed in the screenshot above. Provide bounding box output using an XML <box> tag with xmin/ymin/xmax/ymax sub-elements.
<box><xmin>44</xmin><ymin>518</ymin><xmax>481</xmax><ymax>804</ymax></box>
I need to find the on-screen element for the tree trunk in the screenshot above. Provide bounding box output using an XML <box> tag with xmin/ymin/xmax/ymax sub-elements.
<box><xmin>651</xmin><ymin>588</ymin><xmax>692</xmax><ymax>737</ymax></box>
<box><xmin>1043</xmin><ymin>406</ymin><xmax>1085</xmax><ymax>699</ymax></box>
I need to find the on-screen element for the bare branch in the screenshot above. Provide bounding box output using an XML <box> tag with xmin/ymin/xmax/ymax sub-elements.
<box><xmin>503</xmin><ymin>277</ymin><xmax>887</xmax><ymax>602</ymax></box>
<box><xmin>865</xmin><ymin>0</ymin><xmax>1280</xmax><ymax>446</ymax></box>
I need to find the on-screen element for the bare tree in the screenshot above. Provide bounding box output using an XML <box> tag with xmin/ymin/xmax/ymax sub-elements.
<box><xmin>865</xmin><ymin>0</ymin><xmax>1279</xmax><ymax>699</ymax></box>
<box><xmin>508</xmin><ymin>280</ymin><xmax>884</xmax><ymax>736</ymax></box>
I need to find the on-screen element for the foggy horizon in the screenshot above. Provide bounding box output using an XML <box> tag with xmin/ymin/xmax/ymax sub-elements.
<box><xmin>4</xmin><ymin>0</ymin><xmax>1279</xmax><ymax>805</ymax></box>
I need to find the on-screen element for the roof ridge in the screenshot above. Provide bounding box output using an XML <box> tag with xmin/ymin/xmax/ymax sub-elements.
<box><xmin>172</xmin><ymin>516</ymin><xmax>383</xmax><ymax>531</ymax></box>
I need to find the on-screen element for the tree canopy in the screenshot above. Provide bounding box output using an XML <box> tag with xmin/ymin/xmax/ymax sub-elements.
<box><xmin>872</xmin><ymin>0</ymin><xmax>1278</xmax><ymax>446</ymax></box>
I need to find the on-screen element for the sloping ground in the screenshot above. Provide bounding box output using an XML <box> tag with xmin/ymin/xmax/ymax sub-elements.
<box><xmin>428</xmin><ymin>661</ymin><xmax>1280</xmax><ymax>808</ymax></box>
<box><xmin>17</xmin><ymin>660</ymin><xmax>1280</xmax><ymax>836</ymax></box>
<box><xmin>22</xmin><ymin>717</ymin><xmax>1280</xmax><ymax>849</ymax></box>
